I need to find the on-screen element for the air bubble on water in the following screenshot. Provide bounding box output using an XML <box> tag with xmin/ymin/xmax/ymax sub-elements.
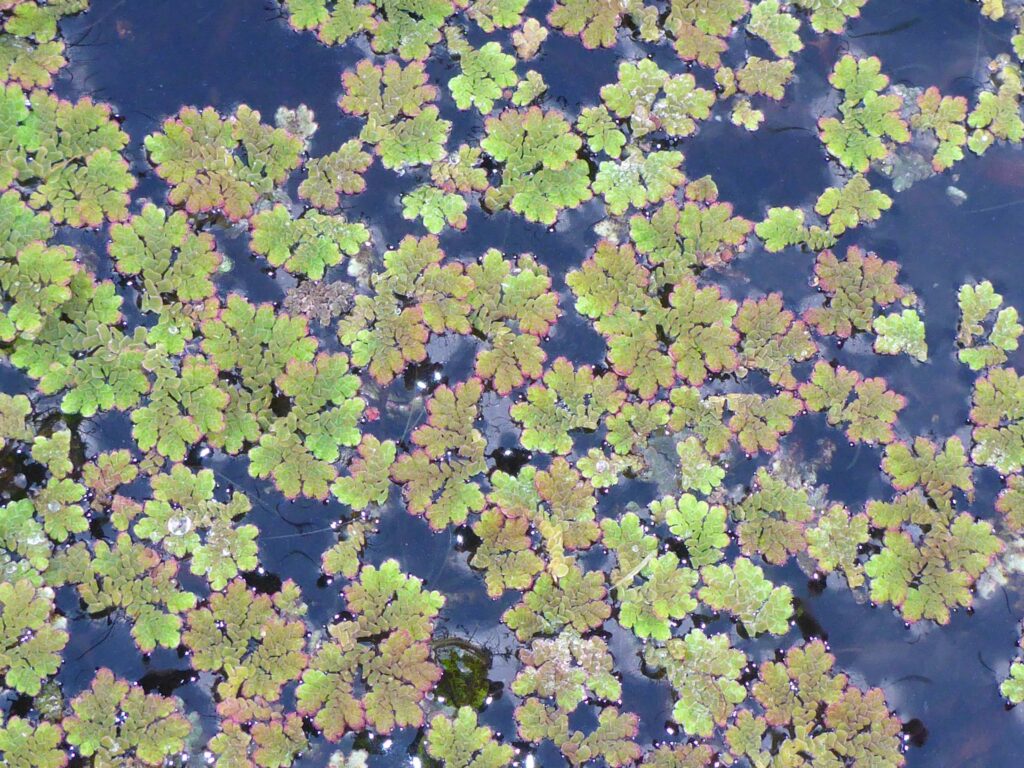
<box><xmin>47</xmin><ymin>501</ymin><xmax>61</xmax><ymax>513</ymax></box>
<box><xmin>168</xmin><ymin>515</ymin><xmax>193</xmax><ymax>536</ymax></box>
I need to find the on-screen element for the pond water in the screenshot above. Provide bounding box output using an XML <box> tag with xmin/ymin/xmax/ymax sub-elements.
<box><xmin>4</xmin><ymin>0</ymin><xmax>1024</xmax><ymax>766</ymax></box>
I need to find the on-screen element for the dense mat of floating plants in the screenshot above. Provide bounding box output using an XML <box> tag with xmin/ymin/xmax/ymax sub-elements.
<box><xmin>2</xmin><ymin>0</ymin><xmax>1024</xmax><ymax>765</ymax></box>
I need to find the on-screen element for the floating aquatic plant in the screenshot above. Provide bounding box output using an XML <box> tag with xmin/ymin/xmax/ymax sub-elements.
<box><xmin>10</xmin><ymin>1</ymin><xmax>1024</xmax><ymax>764</ymax></box>
<box><xmin>645</xmin><ymin>629</ymin><xmax>746</xmax><ymax>737</ymax></box>
<box><xmin>861</xmin><ymin>436</ymin><xmax>998</xmax><ymax>623</ymax></box>
<box><xmin>911</xmin><ymin>86</ymin><xmax>969</xmax><ymax>170</ymax></box>
<box><xmin>793</xmin><ymin>0</ymin><xmax>866</xmax><ymax>33</ymax></box>
<box><xmin>248</xmin><ymin>353</ymin><xmax>364</xmax><ymax>499</ymax></box>
<box><xmin>297</xmin><ymin>560</ymin><xmax>444</xmax><ymax>738</ymax></box>
<box><xmin>283</xmin><ymin>0</ymin><xmax>375</xmax><ymax>47</ymax></box>
<box><xmin>0</xmin><ymin>715</ymin><xmax>65</xmax><ymax>768</ymax></box>
<box><xmin>145</xmin><ymin>105</ymin><xmax>302</xmax><ymax>220</ymax></box>
<box><xmin>209</xmin><ymin>696</ymin><xmax>308</xmax><ymax>768</ymax></box>
<box><xmin>510</xmin><ymin>357</ymin><xmax>625</xmax><ymax>453</ymax></box>
<box><xmin>819</xmin><ymin>55</ymin><xmax>909</xmax><ymax>172</ymax></box>
<box><xmin>970</xmin><ymin>366</ymin><xmax>1024</xmax><ymax>474</ymax></box>
<box><xmin>481</xmin><ymin>106</ymin><xmax>591</xmax><ymax>223</ymax></box>
<box><xmin>393</xmin><ymin>378</ymin><xmax>486</xmax><ymax>528</ymax></box>
<box><xmin>332</xmin><ymin>433</ymin><xmax>396</xmax><ymax>510</ymax></box>
<box><xmin>606</xmin><ymin>400</ymin><xmax>671</xmax><ymax>466</ymax></box>
<box><xmin>747</xmin><ymin>0</ymin><xmax>802</xmax><ymax>58</ymax></box>
<box><xmin>424</xmin><ymin>707</ymin><xmax>514</xmax><ymax>767</ymax></box>
<box><xmin>130</xmin><ymin>354</ymin><xmax>228</xmax><ymax>462</ymax></box>
<box><xmin>1003</xmin><ymin>657</ymin><xmax>1024</xmax><ymax>704</ymax></box>
<box><xmin>503</xmin><ymin>559</ymin><xmax>611</xmax><ymax>640</ymax></box>
<box><xmin>593</xmin><ymin>148</ymin><xmax>686</xmax><ymax>215</ymax></box>
<box><xmin>338</xmin><ymin>234</ymin><xmax>471</xmax><ymax>384</ymax></box>
<box><xmin>699</xmin><ymin>556</ymin><xmax>794</xmax><ymax>635</ymax></box>
<box><xmin>663</xmin><ymin>278</ymin><xmax>741</xmax><ymax>386</ymax></box>
<box><xmin>998</xmin><ymin>473</ymin><xmax>1024</xmax><ymax>532</ymax></box>
<box><xmin>727</xmin><ymin>641</ymin><xmax>904</xmax><ymax>766</ymax></box>
<box><xmin>431</xmin><ymin>143</ymin><xmax>488</xmax><ymax>194</ymax></box>
<box><xmin>655</xmin><ymin>493</ymin><xmax>730</xmax><ymax>566</ymax></box>
<box><xmin>599</xmin><ymin>58</ymin><xmax>716</xmax><ymax>140</ymax></box>
<box><xmin>814</xmin><ymin>173</ymin><xmax>893</xmax><ymax>237</ymax></box>
<box><xmin>578</xmin><ymin>106</ymin><xmax>626</xmax><ymax>157</ymax></box>
<box><xmin>64</xmin><ymin>668</ymin><xmax>191</xmax><ymax>766</ymax></box>
<box><xmin>968</xmin><ymin>57</ymin><xmax>1024</xmax><ymax>154</ymax></box>
<box><xmin>734</xmin><ymin>466</ymin><xmax>813</xmax><ymax>565</ymax></box>
<box><xmin>633</xmin><ymin>179</ymin><xmax>753</xmax><ymax>280</ymax></box>
<box><xmin>251</xmin><ymin>204</ymin><xmax>370</xmax><ymax>280</ymax></box>
<box><xmin>547</xmin><ymin>0</ymin><xmax>656</xmax><ymax>48</ymax></box>
<box><xmin>471</xmin><ymin>507</ymin><xmax>545</xmax><ymax>597</ymax></box>
<box><xmin>665</xmin><ymin>0</ymin><xmax>750</xmax><ymax>69</ymax></box>
<box><xmin>0</xmin><ymin>237</ymin><xmax>75</xmax><ymax>343</ymax></box>
<box><xmin>806</xmin><ymin>503</ymin><xmax>870</xmax><ymax>587</ymax></box>
<box><xmin>468</xmin><ymin>249</ymin><xmax>557</xmax><ymax>393</ymax></box>
<box><xmin>0</xmin><ymin>84</ymin><xmax>133</xmax><ymax>225</ymax></box>
<box><xmin>800</xmin><ymin>361</ymin><xmax>905</xmax><ymax>445</ymax></box>
<box><xmin>874</xmin><ymin>308</ymin><xmax>928</xmax><ymax>361</ymax></box>
<box><xmin>957</xmin><ymin>280</ymin><xmax>1022</xmax><ymax>370</ymax></box>
<box><xmin>185</xmin><ymin>579</ymin><xmax>307</xmax><ymax>701</ymax></box>
<box><xmin>512</xmin><ymin>17</ymin><xmax>547</xmax><ymax>57</ymax></box>
<box><xmin>0</xmin><ymin>580</ymin><xmax>66</xmax><ymax>696</ymax></box>
<box><xmin>401</xmin><ymin>183</ymin><xmax>468</xmax><ymax>233</ymax></box>
<box><xmin>51</xmin><ymin>533</ymin><xmax>197</xmax><ymax>651</ymax></box>
<box><xmin>512</xmin><ymin>631</ymin><xmax>620</xmax><ymax>710</ymax></box>
<box><xmin>604</xmin><ymin>511</ymin><xmax>696</xmax><ymax>639</ymax></box>
<box><xmin>446</xmin><ymin>35</ymin><xmax>518</xmax><ymax>115</ymax></box>
<box><xmin>676</xmin><ymin>436</ymin><xmax>725</xmax><ymax>494</ymax></box>
<box><xmin>299</xmin><ymin>139</ymin><xmax>373</xmax><ymax>209</ymax></box>
<box><xmin>865</xmin><ymin>513</ymin><xmax>1000</xmax><ymax>623</ymax></box>
<box><xmin>668</xmin><ymin>385</ymin><xmax>732</xmax><ymax>456</ymax></box>
<box><xmin>806</xmin><ymin>246</ymin><xmax>906</xmax><ymax>338</ymax></box>
<box><xmin>109</xmin><ymin>204</ymin><xmax>221</xmax><ymax>352</ymax></box>
<box><xmin>0</xmin><ymin>0</ymin><xmax>89</xmax><ymax>87</ymax></box>
<box><xmin>735</xmin><ymin>55</ymin><xmax>795</xmax><ymax>100</ymax></box>
<box><xmin>755</xmin><ymin>205</ymin><xmax>809</xmax><ymax>253</ymax></box>
<box><xmin>340</xmin><ymin>58</ymin><xmax>451</xmax><ymax>169</ymax></box>
<box><xmin>736</xmin><ymin>293</ymin><xmax>816</xmax><ymax>389</ymax></box>
<box><xmin>726</xmin><ymin>391</ymin><xmax>802</xmax><ymax>454</ymax></box>
<box><xmin>466</xmin><ymin>0</ymin><xmax>529</xmax><ymax>31</ymax></box>
<box><xmin>134</xmin><ymin>464</ymin><xmax>257</xmax><ymax>589</ymax></box>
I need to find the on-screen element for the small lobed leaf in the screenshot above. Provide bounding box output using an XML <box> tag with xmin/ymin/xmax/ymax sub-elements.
<box><xmin>64</xmin><ymin>668</ymin><xmax>191</xmax><ymax>766</ymax></box>
<box><xmin>145</xmin><ymin>105</ymin><xmax>302</xmax><ymax>220</ymax></box>
<box><xmin>699</xmin><ymin>556</ymin><xmax>793</xmax><ymax>636</ymax></box>
<box><xmin>425</xmin><ymin>707</ymin><xmax>514</xmax><ymax>767</ymax></box>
